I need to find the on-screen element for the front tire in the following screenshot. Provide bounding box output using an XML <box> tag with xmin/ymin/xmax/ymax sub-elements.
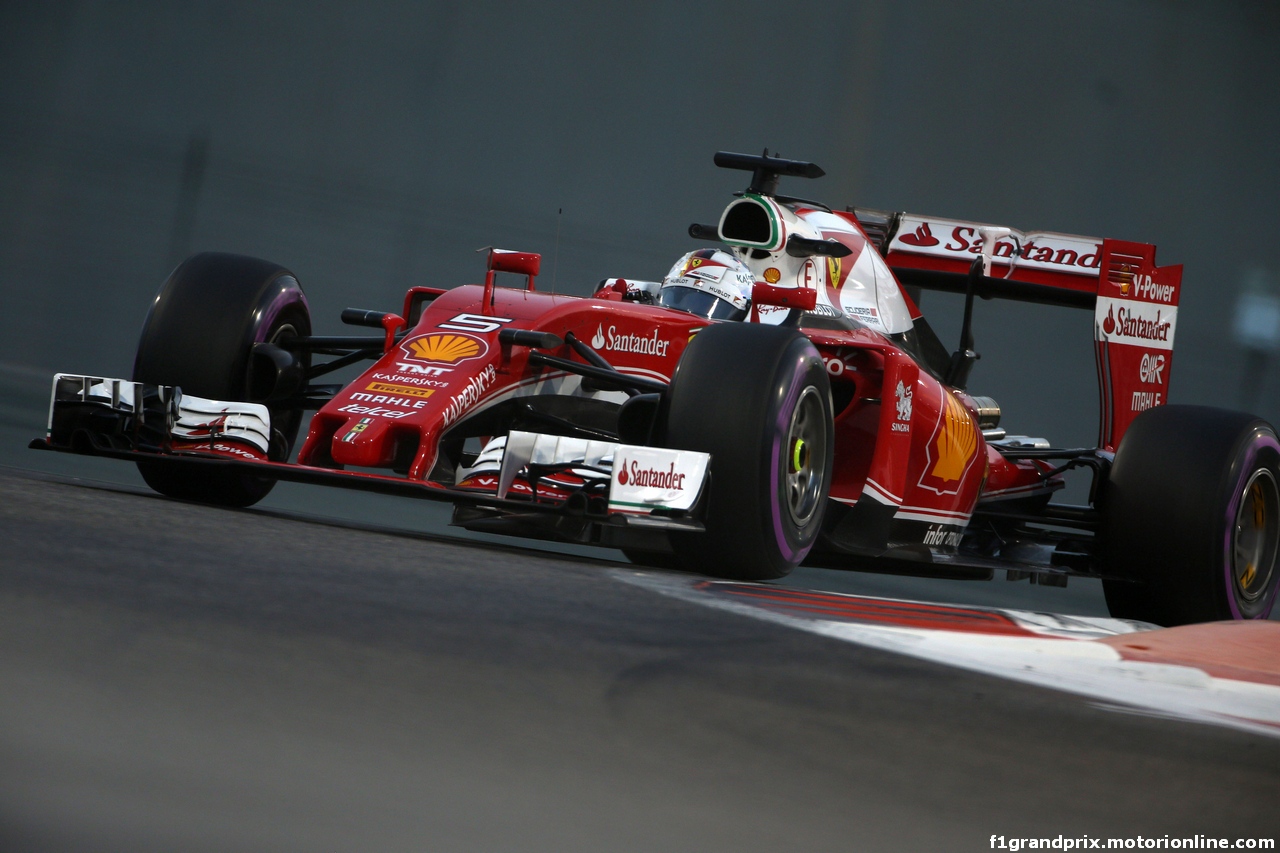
<box><xmin>1101</xmin><ymin>405</ymin><xmax>1280</xmax><ymax>625</ymax></box>
<box><xmin>133</xmin><ymin>252</ymin><xmax>311</xmax><ymax>507</ymax></box>
<box><xmin>660</xmin><ymin>323</ymin><xmax>833</xmax><ymax>581</ymax></box>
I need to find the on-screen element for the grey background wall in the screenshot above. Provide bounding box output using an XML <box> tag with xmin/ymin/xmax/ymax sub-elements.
<box><xmin>2</xmin><ymin>0</ymin><xmax>1277</xmax><ymax>453</ymax></box>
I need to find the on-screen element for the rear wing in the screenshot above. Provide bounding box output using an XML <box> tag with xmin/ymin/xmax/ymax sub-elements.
<box><xmin>857</xmin><ymin>210</ymin><xmax>1183</xmax><ymax>451</ymax></box>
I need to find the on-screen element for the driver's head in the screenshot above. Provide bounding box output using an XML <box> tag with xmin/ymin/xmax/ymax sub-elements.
<box><xmin>658</xmin><ymin>249</ymin><xmax>754</xmax><ymax>321</ymax></box>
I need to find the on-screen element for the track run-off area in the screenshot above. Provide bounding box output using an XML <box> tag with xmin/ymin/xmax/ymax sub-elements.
<box><xmin>1</xmin><ymin>464</ymin><xmax>1277</xmax><ymax>851</ymax></box>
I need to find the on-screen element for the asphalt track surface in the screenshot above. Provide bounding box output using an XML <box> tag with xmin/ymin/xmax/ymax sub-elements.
<box><xmin>2</xmin><ymin>465</ymin><xmax>1279</xmax><ymax>853</ymax></box>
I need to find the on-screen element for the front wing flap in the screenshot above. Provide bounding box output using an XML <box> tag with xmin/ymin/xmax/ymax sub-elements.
<box><xmin>44</xmin><ymin>374</ymin><xmax>271</xmax><ymax>458</ymax></box>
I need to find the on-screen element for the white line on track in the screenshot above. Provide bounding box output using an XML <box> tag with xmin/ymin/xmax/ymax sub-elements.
<box><xmin>615</xmin><ymin>570</ymin><xmax>1280</xmax><ymax>741</ymax></box>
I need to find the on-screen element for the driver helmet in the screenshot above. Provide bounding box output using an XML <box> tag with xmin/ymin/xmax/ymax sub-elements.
<box><xmin>658</xmin><ymin>248</ymin><xmax>754</xmax><ymax>321</ymax></box>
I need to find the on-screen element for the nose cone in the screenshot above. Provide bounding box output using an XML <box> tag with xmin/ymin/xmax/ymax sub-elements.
<box><xmin>331</xmin><ymin>415</ymin><xmax>397</xmax><ymax>468</ymax></box>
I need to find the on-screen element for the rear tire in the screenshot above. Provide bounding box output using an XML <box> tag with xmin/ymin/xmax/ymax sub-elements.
<box><xmin>1101</xmin><ymin>404</ymin><xmax>1280</xmax><ymax>625</ymax></box>
<box><xmin>660</xmin><ymin>323</ymin><xmax>833</xmax><ymax>581</ymax></box>
<box><xmin>133</xmin><ymin>252</ymin><xmax>311</xmax><ymax>507</ymax></box>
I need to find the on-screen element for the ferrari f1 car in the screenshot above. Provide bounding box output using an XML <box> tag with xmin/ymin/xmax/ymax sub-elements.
<box><xmin>32</xmin><ymin>150</ymin><xmax>1280</xmax><ymax>627</ymax></box>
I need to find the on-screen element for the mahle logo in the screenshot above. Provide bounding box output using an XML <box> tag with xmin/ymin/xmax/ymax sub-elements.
<box><xmin>402</xmin><ymin>333</ymin><xmax>486</xmax><ymax>364</ymax></box>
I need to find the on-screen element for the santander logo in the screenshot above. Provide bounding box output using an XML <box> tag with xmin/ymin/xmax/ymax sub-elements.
<box><xmin>900</xmin><ymin>222</ymin><xmax>939</xmax><ymax>247</ymax></box>
<box><xmin>892</xmin><ymin>216</ymin><xmax>1102</xmax><ymax>278</ymax></box>
<box><xmin>617</xmin><ymin>459</ymin><xmax>686</xmax><ymax>490</ymax></box>
<box><xmin>592</xmin><ymin>323</ymin><xmax>671</xmax><ymax>357</ymax></box>
<box><xmin>1099</xmin><ymin>301</ymin><xmax>1174</xmax><ymax>345</ymax></box>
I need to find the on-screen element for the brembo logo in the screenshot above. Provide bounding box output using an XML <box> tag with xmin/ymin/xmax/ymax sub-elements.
<box><xmin>591</xmin><ymin>324</ymin><xmax>671</xmax><ymax>357</ymax></box>
<box><xmin>617</xmin><ymin>460</ymin><xmax>686</xmax><ymax>490</ymax></box>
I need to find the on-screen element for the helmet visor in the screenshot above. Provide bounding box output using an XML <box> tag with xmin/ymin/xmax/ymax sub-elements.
<box><xmin>658</xmin><ymin>285</ymin><xmax>749</xmax><ymax>322</ymax></box>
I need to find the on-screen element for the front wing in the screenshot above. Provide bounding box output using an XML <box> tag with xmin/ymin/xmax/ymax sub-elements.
<box><xmin>30</xmin><ymin>374</ymin><xmax>710</xmax><ymax>550</ymax></box>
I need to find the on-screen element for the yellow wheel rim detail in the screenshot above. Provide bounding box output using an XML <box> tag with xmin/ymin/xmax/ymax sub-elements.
<box><xmin>1234</xmin><ymin>467</ymin><xmax>1279</xmax><ymax>605</ymax></box>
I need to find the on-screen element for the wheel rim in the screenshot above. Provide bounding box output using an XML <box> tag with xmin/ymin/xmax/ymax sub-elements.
<box><xmin>784</xmin><ymin>386</ymin><xmax>827</xmax><ymax>528</ymax></box>
<box><xmin>269</xmin><ymin>321</ymin><xmax>300</xmax><ymax>345</ymax></box>
<box><xmin>1233</xmin><ymin>467</ymin><xmax>1279</xmax><ymax>603</ymax></box>
<box><xmin>264</xmin><ymin>320</ymin><xmax>306</xmax><ymax>461</ymax></box>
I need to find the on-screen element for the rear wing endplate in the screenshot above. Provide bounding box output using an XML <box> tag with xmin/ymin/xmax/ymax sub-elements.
<box><xmin>875</xmin><ymin>213</ymin><xmax>1182</xmax><ymax>450</ymax></box>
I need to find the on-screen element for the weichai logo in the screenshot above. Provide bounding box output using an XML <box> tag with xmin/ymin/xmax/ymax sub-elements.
<box><xmin>401</xmin><ymin>333</ymin><xmax>487</xmax><ymax>364</ymax></box>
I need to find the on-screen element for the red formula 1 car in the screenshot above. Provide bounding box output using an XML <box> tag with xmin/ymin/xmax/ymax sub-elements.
<box><xmin>33</xmin><ymin>151</ymin><xmax>1280</xmax><ymax>626</ymax></box>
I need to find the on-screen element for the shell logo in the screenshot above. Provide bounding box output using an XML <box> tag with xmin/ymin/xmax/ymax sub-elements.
<box><xmin>1113</xmin><ymin>263</ymin><xmax>1134</xmax><ymax>295</ymax></box>
<box><xmin>931</xmin><ymin>393</ymin><xmax>977</xmax><ymax>482</ymax></box>
<box><xmin>402</xmin><ymin>333</ymin><xmax>487</xmax><ymax>364</ymax></box>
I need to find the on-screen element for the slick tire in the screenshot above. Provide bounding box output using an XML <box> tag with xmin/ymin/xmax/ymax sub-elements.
<box><xmin>133</xmin><ymin>252</ymin><xmax>311</xmax><ymax>507</ymax></box>
<box><xmin>1101</xmin><ymin>404</ymin><xmax>1280</xmax><ymax>625</ymax></box>
<box><xmin>661</xmin><ymin>322</ymin><xmax>833</xmax><ymax>581</ymax></box>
